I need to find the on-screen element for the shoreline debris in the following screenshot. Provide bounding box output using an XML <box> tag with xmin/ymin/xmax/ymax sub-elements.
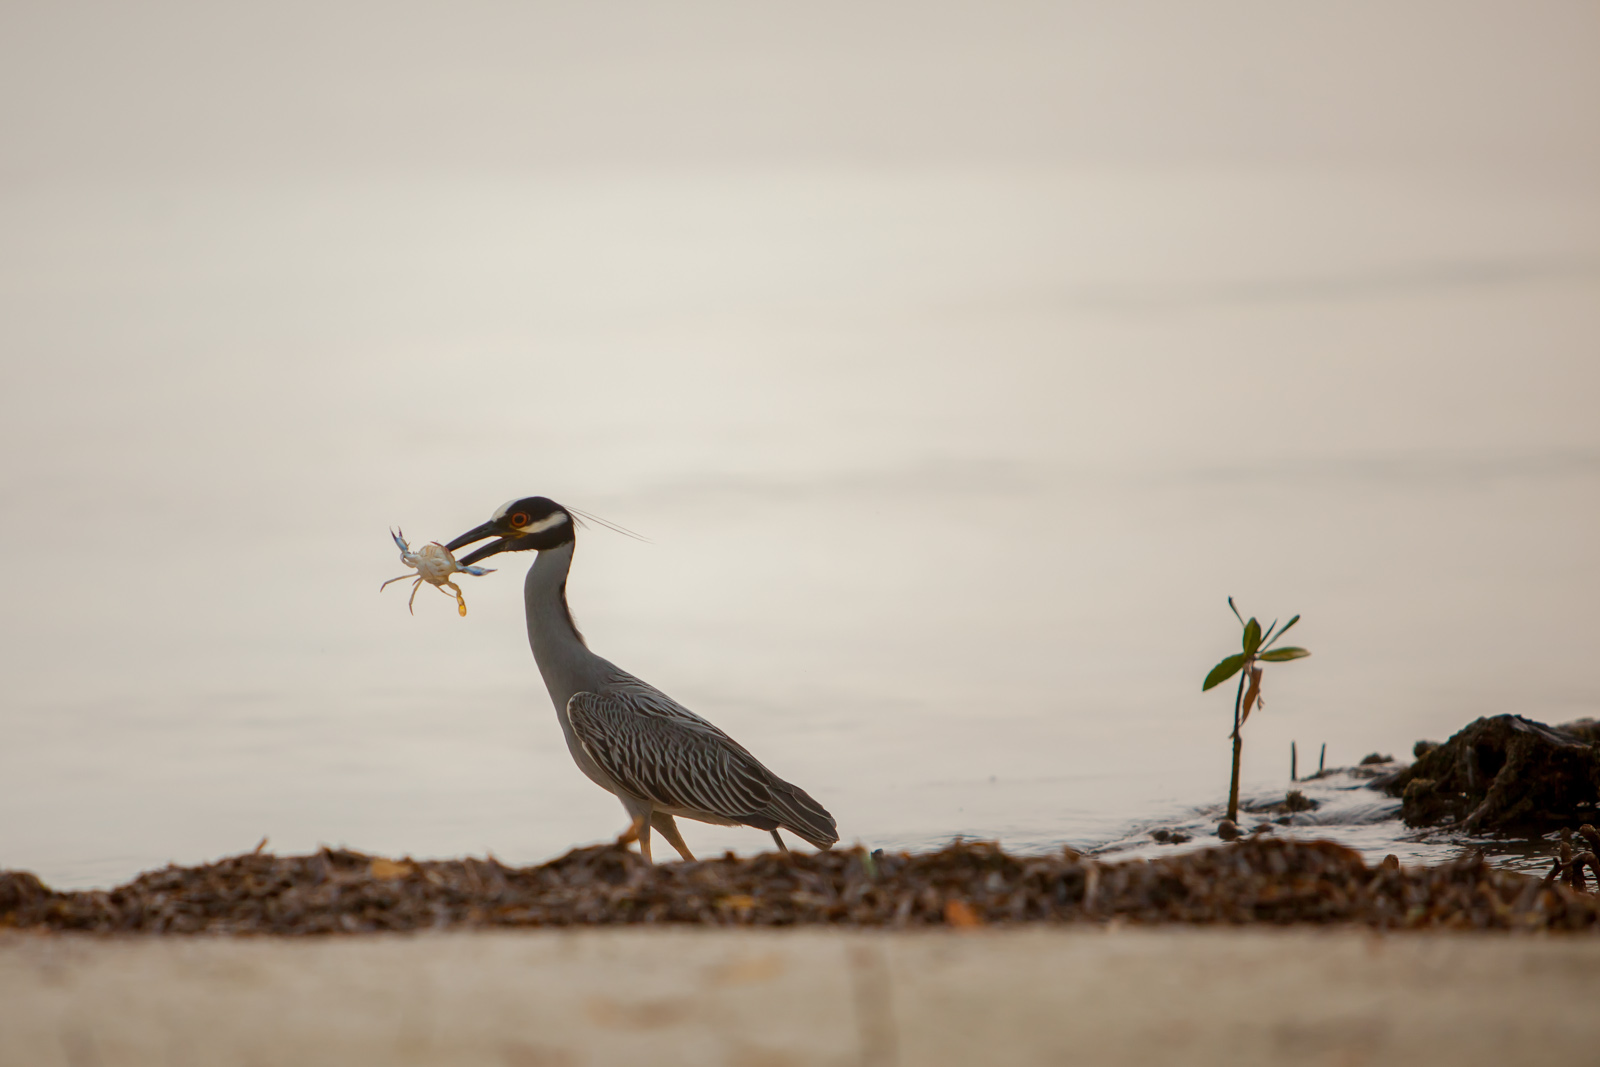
<box><xmin>1544</xmin><ymin>825</ymin><xmax>1600</xmax><ymax>891</ymax></box>
<box><xmin>4</xmin><ymin>837</ymin><xmax>1597</xmax><ymax>936</ymax></box>
<box><xmin>1380</xmin><ymin>715</ymin><xmax>1600</xmax><ymax>831</ymax></box>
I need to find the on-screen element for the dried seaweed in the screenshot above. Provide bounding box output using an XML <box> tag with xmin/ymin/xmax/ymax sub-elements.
<box><xmin>3</xmin><ymin>837</ymin><xmax>1598</xmax><ymax>936</ymax></box>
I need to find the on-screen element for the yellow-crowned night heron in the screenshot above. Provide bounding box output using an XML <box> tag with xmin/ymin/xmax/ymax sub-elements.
<box><xmin>448</xmin><ymin>497</ymin><xmax>838</xmax><ymax>862</ymax></box>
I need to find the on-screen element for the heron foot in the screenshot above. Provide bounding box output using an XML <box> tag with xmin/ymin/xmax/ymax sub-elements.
<box><xmin>616</xmin><ymin>813</ymin><xmax>647</xmax><ymax>850</ymax></box>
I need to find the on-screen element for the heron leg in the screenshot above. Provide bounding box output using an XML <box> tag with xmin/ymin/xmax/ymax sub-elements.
<box><xmin>616</xmin><ymin>796</ymin><xmax>654</xmax><ymax>862</ymax></box>
<box><xmin>651</xmin><ymin>812</ymin><xmax>695</xmax><ymax>862</ymax></box>
<box><xmin>616</xmin><ymin>812</ymin><xmax>647</xmax><ymax>846</ymax></box>
<box><xmin>771</xmin><ymin>829</ymin><xmax>789</xmax><ymax>853</ymax></box>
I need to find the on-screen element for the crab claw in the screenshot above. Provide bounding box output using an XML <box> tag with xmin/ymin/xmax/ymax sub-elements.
<box><xmin>457</xmin><ymin>564</ymin><xmax>496</xmax><ymax>576</ymax></box>
<box><xmin>390</xmin><ymin>528</ymin><xmax>411</xmax><ymax>554</ymax></box>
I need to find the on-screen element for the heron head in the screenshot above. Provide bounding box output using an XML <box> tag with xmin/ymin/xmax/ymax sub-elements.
<box><xmin>447</xmin><ymin>496</ymin><xmax>574</xmax><ymax>565</ymax></box>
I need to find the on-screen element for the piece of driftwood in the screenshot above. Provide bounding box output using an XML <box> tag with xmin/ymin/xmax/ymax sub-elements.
<box><xmin>1381</xmin><ymin>715</ymin><xmax>1600</xmax><ymax>831</ymax></box>
<box><xmin>1544</xmin><ymin>824</ymin><xmax>1600</xmax><ymax>892</ymax></box>
<box><xmin>3</xmin><ymin>837</ymin><xmax>1599</xmax><ymax>935</ymax></box>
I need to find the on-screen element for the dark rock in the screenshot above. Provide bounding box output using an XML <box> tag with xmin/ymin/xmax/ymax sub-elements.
<box><xmin>1360</xmin><ymin>753</ymin><xmax>1394</xmax><ymax>765</ymax></box>
<box><xmin>1414</xmin><ymin>740</ymin><xmax>1440</xmax><ymax>759</ymax></box>
<box><xmin>1384</xmin><ymin>715</ymin><xmax>1600</xmax><ymax>830</ymax></box>
<box><xmin>1216</xmin><ymin>819</ymin><xmax>1240</xmax><ymax>842</ymax></box>
<box><xmin>1281</xmin><ymin>790</ymin><xmax>1316</xmax><ymax>813</ymax></box>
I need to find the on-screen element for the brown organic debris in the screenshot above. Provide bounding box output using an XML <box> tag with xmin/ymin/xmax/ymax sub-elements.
<box><xmin>943</xmin><ymin>899</ymin><xmax>983</xmax><ymax>928</ymax></box>
<box><xmin>1383</xmin><ymin>715</ymin><xmax>1600</xmax><ymax>831</ymax></box>
<box><xmin>3</xmin><ymin>838</ymin><xmax>1599</xmax><ymax>936</ymax></box>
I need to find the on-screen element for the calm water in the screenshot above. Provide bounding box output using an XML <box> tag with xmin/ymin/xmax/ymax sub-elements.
<box><xmin>2</xmin><ymin>168</ymin><xmax>1597</xmax><ymax>887</ymax></box>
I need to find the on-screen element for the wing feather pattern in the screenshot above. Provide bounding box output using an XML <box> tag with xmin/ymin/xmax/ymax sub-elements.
<box><xmin>567</xmin><ymin>687</ymin><xmax>838</xmax><ymax>850</ymax></box>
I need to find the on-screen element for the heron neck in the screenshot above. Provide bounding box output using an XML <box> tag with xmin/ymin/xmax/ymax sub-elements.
<box><xmin>523</xmin><ymin>540</ymin><xmax>594</xmax><ymax>706</ymax></box>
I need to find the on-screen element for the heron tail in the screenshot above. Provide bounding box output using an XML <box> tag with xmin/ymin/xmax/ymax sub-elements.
<box><xmin>767</xmin><ymin>778</ymin><xmax>839</xmax><ymax>851</ymax></box>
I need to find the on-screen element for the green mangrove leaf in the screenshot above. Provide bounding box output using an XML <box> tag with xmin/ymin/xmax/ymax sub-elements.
<box><xmin>1259</xmin><ymin>647</ymin><xmax>1310</xmax><ymax>662</ymax></box>
<box><xmin>1203</xmin><ymin>653</ymin><xmax>1246</xmax><ymax>691</ymax></box>
<box><xmin>1242</xmin><ymin>618</ymin><xmax>1262</xmax><ymax>656</ymax></box>
<box><xmin>1228</xmin><ymin>597</ymin><xmax>1245</xmax><ymax>626</ymax></box>
<box><xmin>1263</xmin><ymin>615</ymin><xmax>1300</xmax><ymax>649</ymax></box>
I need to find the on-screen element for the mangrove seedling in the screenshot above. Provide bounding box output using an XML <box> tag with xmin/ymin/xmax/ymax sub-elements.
<box><xmin>1203</xmin><ymin>598</ymin><xmax>1311</xmax><ymax>823</ymax></box>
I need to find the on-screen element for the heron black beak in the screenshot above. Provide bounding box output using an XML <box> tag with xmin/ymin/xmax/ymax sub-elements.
<box><xmin>446</xmin><ymin>521</ymin><xmax>512</xmax><ymax>566</ymax></box>
<box><xmin>458</xmin><ymin>539</ymin><xmax>514</xmax><ymax>567</ymax></box>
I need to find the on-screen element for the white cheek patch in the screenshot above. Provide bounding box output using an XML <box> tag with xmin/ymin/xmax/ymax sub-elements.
<box><xmin>517</xmin><ymin>512</ymin><xmax>569</xmax><ymax>535</ymax></box>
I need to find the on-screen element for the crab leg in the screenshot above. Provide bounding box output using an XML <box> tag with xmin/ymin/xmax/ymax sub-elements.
<box><xmin>439</xmin><ymin>579</ymin><xmax>468</xmax><ymax>616</ymax></box>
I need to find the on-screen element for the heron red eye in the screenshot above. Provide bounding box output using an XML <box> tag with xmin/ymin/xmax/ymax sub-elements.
<box><xmin>511</xmin><ymin>513</ymin><xmax>530</xmax><ymax>527</ymax></box>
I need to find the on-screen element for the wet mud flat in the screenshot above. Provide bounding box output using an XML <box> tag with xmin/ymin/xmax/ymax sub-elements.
<box><xmin>5</xmin><ymin>836</ymin><xmax>1598</xmax><ymax>935</ymax></box>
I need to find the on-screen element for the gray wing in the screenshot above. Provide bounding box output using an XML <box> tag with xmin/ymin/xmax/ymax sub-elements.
<box><xmin>567</xmin><ymin>689</ymin><xmax>838</xmax><ymax>849</ymax></box>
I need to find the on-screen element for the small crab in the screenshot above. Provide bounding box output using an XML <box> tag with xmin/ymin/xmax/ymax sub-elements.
<box><xmin>381</xmin><ymin>528</ymin><xmax>495</xmax><ymax>616</ymax></box>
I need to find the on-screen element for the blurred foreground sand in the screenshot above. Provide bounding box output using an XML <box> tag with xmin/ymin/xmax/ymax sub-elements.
<box><xmin>3</xmin><ymin>927</ymin><xmax>1597</xmax><ymax>1066</ymax></box>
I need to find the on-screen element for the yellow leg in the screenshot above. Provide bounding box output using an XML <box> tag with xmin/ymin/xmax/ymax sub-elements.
<box><xmin>651</xmin><ymin>812</ymin><xmax>695</xmax><ymax>862</ymax></box>
<box><xmin>616</xmin><ymin>812</ymin><xmax>647</xmax><ymax>847</ymax></box>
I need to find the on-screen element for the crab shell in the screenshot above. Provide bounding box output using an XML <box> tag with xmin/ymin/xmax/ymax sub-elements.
<box><xmin>410</xmin><ymin>542</ymin><xmax>465</xmax><ymax>586</ymax></box>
